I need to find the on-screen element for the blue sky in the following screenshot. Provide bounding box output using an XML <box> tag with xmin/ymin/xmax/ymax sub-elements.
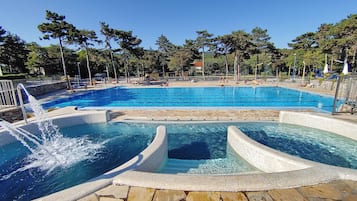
<box><xmin>1</xmin><ymin>0</ymin><xmax>356</xmax><ymax>49</ymax></box>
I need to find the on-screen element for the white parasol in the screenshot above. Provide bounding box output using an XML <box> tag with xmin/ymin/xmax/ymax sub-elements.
<box><xmin>342</xmin><ymin>59</ymin><xmax>349</xmax><ymax>75</ymax></box>
<box><xmin>323</xmin><ymin>63</ymin><xmax>329</xmax><ymax>74</ymax></box>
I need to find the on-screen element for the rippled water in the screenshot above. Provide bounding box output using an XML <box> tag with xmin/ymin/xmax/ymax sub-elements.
<box><xmin>1</xmin><ymin>121</ymin><xmax>356</xmax><ymax>200</ymax></box>
<box><xmin>43</xmin><ymin>86</ymin><xmax>340</xmax><ymax>112</ymax></box>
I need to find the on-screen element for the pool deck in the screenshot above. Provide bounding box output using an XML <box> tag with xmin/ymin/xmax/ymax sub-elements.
<box><xmin>78</xmin><ymin>180</ymin><xmax>357</xmax><ymax>201</ymax></box>
<box><xmin>36</xmin><ymin>80</ymin><xmax>357</xmax><ymax>201</ymax></box>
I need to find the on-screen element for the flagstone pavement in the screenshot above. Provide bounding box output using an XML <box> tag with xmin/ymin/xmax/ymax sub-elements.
<box><xmin>78</xmin><ymin>180</ymin><xmax>357</xmax><ymax>201</ymax></box>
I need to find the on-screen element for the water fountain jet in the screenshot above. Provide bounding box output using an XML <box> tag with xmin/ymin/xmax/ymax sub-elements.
<box><xmin>0</xmin><ymin>84</ymin><xmax>103</xmax><ymax>178</ymax></box>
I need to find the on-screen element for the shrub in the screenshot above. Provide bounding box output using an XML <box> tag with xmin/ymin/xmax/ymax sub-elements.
<box><xmin>0</xmin><ymin>73</ymin><xmax>27</xmax><ymax>80</ymax></box>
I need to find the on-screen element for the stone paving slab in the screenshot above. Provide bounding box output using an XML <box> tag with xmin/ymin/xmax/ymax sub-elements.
<box><xmin>110</xmin><ymin>109</ymin><xmax>282</xmax><ymax>122</ymax></box>
<box><xmin>297</xmin><ymin>183</ymin><xmax>343</xmax><ymax>200</ymax></box>
<box><xmin>80</xmin><ymin>180</ymin><xmax>357</xmax><ymax>201</ymax></box>
<box><xmin>99</xmin><ymin>197</ymin><xmax>124</xmax><ymax>201</ymax></box>
<box><xmin>77</xmin><ymin>193</ymin><xmax>99</xmax><ymax>201</ymax></box>
<box><xmin>220</xmin><ymin>192</ymin><xmax>248</xmax><ymax>201</ymax></box>
<box><xmin>344</xmin><ymin>180</ymin><xmax>357</xmax><ymax>192</ymax></box>
<box><xmin>268</xmin><ymin>188</ymin><xmax>306</xmax><ymax>201</ymax></box>
<box><xmin>245</xmin><ymin>191</ymin><xmax>273</xmax><ymax>201</ymax></box>
<box><xmin>153</xmin><ymin>189</ymin><xmax>186</xmax><ymax>201</ymax></box>
<box><xmin>344</xmin><ymin>194</ymin><xmax>357</xmax><ymax>201</ymax></box>
<box><xmin>127</xmin><ymin>186</ymin><xmax>155</xmax><ymax>201</ymax></box>
<box><xmin>96</xmin><ymin>185</ymin><xmax>129</xmax><ymax>199</ymax></box>
<box><xmin>185</xmin><ymin>191</ymin><xmax>221</xmax><ymax>201</ymax></box>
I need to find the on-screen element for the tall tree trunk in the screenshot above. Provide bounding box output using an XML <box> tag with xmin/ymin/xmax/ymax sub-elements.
<box><xmin>125</xmin><ymin>63</ymin><xmax>129</xmax><ymax>83</ymax></box>
<box><xmin>85</xmin><ymin>47</ymin><xmax>92</xmax><ymax>86</ymax></box>
<box><xmin>59</xmin><ymin>38</ymin><xmax>70</xmax><ymax>89</ymax></box>
<box><xmin>288</xmin><ymin>66</ymin><xmax>291</xmax><ymax>79</ymax></box>
<box><xmin>106</xmin><ymin>63</ymin><xmax>110</xmax><ymax>81</ymax></box>
<box><xmin>352</xmin><ymin>47</ymin><xmax>356</xmax><ymax>71</ymax></box>
<box><xmin>255</xmin><ymin>55</ymin><xmax>259</xmax><ymax>80</ymax></box>
<box><xmin>237</xmin><ymin>63</ymin><xmax>241</xmax><ymax>81</ymax></box>
<box><xmin>142</xmin><ymin>63</ymin><xmax>145</xmax><ymax>81</ymax></box>
<box><xmin>110</xmin><ymin>50</ymin><xmax>118</xmax><ymax>84</ymax></box>
<box><xmin>180</xmin><ymin>56</ymin><xmax>184</xmax><ymax>79</ymax></box>
<box><xmin>224</xmin><ymin>54</ymin><xmax>229</xmax><ymax>81</ymax></box>
<box><xmin>302</xmin><ymin>61</ymin><xmax>306</xmax><ymax>85</ymax></box>
<box><xmin>233</xmin><ymin>52</ymin><xmax>238</xmax><ymax>81</ymax></box>
<box><xmin>202</xmin><ymin>47</ymin><xmax>205</xmax><ymax>80</ymax></box>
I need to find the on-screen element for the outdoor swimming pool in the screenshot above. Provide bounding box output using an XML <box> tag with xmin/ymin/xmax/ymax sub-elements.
<box><xmin>42</xmin><ymin>86</ymin><xmax>340</xmax><ymax>112</ymax></box>
<box><xmin>1</xmin><ymin>121</ymin><xmax>356</xmax><ymax>200</ymax></box>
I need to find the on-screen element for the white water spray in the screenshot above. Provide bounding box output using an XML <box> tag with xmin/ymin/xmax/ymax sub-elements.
<box><xmin>17</xmin><ymin>83</ymin><xmax>61</xmax><ymax>142</ymax></box>
<box><xmin>0</xmin><ymin>84</ymin><xmax>103</xmax><ymax>180</ymax></box>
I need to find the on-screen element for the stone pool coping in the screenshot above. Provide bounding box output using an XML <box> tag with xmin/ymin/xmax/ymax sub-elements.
<box><xmin>0</xmin><ymin>109</ymin><xmax>112</xmax><ymax>201</ymax></box>
<box><xmin>112</xmin><ymin>111</ymin><xmax>357</xmax><ymax>191</ymax></box>
<box><xmin>113</xmin><ymin>123</ymin><xmax>357</xmax><ymax>192</ymax></box>
<box><xmin>35</xmin><ymin>113</ymin><xmax>167</xmax><ymax>201</ymax></box>
<box><xmin>0</xmin><ymin>108</ymin><xmax>110</xmax><ymax>146</ymax></box>
<box><xmin>280</xmin><ymin>111</ymin><xmax>357</xmax><ymax>140</ymax></box>
<box><xmin>12</xmin><ymin>109</ymin><xmax>355</xmax><ymax>200</ymax></box>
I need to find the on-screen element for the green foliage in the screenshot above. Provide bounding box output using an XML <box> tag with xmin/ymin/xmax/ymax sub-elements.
<box><xmin>38</xmin><ymin>10</ymin><xmax>77</xmax><ymax>88</ymax></box>
<box><xmin>205</xmin><ymin>53</ymin><xmax>231</xmax><ymax>74</ymax></box>
<box><xmin>38</xmin><ymin>10</ymin><xmax>76</xmax><ymax>41</ymax></box>
<box><xmin>168</xmin><ymin>45</ymin><xmax>192</xmax><ymax>73</ymax></box>
<box><xmin>0</xmin><ymin>26</ymin><xmax>6</xmax><ymax>42</ymax></box>
<box><xmin>156</xmin><ymin>35</ymin><xmax>175</xmax><ymax>54</ymax></box>
<box><xmin>251</xmin><ymin>27</ymin><xmax>271</xmax><ymax>53</ymax></box>
<box><xmin>0</xmin><ymin>33</ymin><xmax>28</xmax><ymax>73</ymax></box>
<box><xmin>25</xmin><ymin>42</ymin><xmax>48</xmax><ymax>73</ymax></box>
<box><xmin>318</xmin><ymin>77</ymin><xmax>324</xmax><ymax>86</ymax></box>
<box><xmin>288</xmin><ymin>32</ymin><xmax>317</xmax><ymax>50</ymax></box>
<box><xmin>0</xmin><ymin>73</ymin><xmax>26</xmax><ymax>80</ymax></box>
<box><xmin>1</xmin><ymin>11</ymin><xmax>356</xmax><ymax>80</ymax></box>
<box><xmin>279</xmin><ymin>72</ymin><xmax>289</xmax><ymax>81</ymax></box>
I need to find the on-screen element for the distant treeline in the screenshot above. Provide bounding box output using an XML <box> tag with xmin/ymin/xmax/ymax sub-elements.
<box><xmin>0</xmin><ymin>11</ymin><xmax>356</xmax><ymax>81</ymax></box>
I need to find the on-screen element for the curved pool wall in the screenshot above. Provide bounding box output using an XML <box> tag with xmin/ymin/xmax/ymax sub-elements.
<box><xmin>0</xmin><ymin>108</ymin><xmax>167</xmax><ymax>201</ymax></box>
<box><xmin>37</xmin><ymin>121</ymin><xmax>167</xmax><ymax>201</ymax></box>
<box><xmin>0</xmin><ymin>109</ymin><xmax>110</xmax><ymax>146</ymax></box>
<box><xmin>279</xmin><ymin>111</ymin><xmax>357</xmax><ymax>140</ymax></box>
<box><xmin>13</xmin><ymin>110</ymin><xmax>354</xmax><ymax>199</ymax></box>
<box><xmin>112</xmin><ymin>111</ymin><xmax>357</xmax><ymax>192</ymax></box>
<box><xmin>0</xmin><ymin>110</ymin><xmax>108</xmax><ymax>200</ymax></box>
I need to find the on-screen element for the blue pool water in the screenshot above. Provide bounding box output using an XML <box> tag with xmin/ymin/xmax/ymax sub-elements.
<box><xmin>239</xmin><ymin>123</ymin><xmax>357</xmax><ymax>169</ymax></box>
<box><xmin>0</xmin><ymin>123</ymin><xmax>155</xmax><ymax>201</ymax></box>
<box><xmin>161</xmin><ymin>122</ymin><xmax>357</xmax><ymax>172</ymax></box>
<box><xmin>42</xmin><ymin>86</ymin><xmax>339</xmax><ymax>112</ymax></box>
<box><xmin>1</xmin><ymin>122</ymin><xmax>356</xmax><ymax>200</ymax></box>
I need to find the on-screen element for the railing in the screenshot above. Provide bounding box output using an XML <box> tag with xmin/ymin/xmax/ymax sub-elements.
<box><xmin>0</xmin><ymin>80</ymin><xmax>17</xmax><ymax>110</ymax></box>
<box><xmin>161</xmin><ymin>75</ymin><xmax>279</xmax><ymax>82</ymax></box>
<box><xmin>333</xmin><ymin>75</ymin><xmax>357</xmax><ymax>114</ymax></box>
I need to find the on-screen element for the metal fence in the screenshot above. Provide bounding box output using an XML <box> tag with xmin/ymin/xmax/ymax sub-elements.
<box><xmin>333</xmin><ymin>75</ymin><xmax>357</xmax><ymax>114</ymax></box>
<box><xmin>0</xmin><ymin>80</ymin><xmax>17</xmax><ymax>110</ymax></box>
